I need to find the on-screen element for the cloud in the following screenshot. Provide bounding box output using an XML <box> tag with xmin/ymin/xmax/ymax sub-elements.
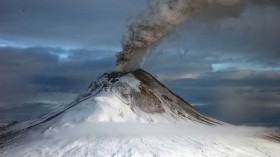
<box><xmin>144</xmin><ymin>46</ymin><xmax>280</xmax><ymax>124</ymax></box>
<box><xmin>0</xmin><ymin>46</ymin><xmax>115</xmax><ymax>105</ymax></box>
<box><xmin>150</xmin><ymin>1</ymin><xmax>280</xmax><ymax>68</ymax></box>
<box><xmin>160</xmin><ymin>70</ymin><xmax>280</xmax><ymax>124</ymax></box>
<box><xmin>163</xmin><ymin>70</ymin><xmax>280</xmax><ymax>104</ymax></box>
<box><xmin>30</xmin><ymin>76</ymin><xmax>84</xmax><ymax>93</ymax></box>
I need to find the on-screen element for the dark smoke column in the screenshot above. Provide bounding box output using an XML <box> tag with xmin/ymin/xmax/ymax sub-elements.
<box><xmin>116</xmin><ymin>0</ymin><xmax>243</xmax><ymax>72</ymax></box>
<box><xmin>116</xmin><ymin>0</ymin><xmax>205</xmax><ymax>72</ymax></box>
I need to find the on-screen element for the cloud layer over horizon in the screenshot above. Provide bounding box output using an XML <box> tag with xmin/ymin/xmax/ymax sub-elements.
<box><xmin>0</xmin><ymin>0</ymin><xmax>279</xmax><ymax>124</ymax></box>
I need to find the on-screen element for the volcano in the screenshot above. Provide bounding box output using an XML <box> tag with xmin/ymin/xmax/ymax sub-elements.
<box><xmin>0</xmin><ymin>69</ymin><xmax>221</xmax><ymax>137</ymax></box>
<box><xmin>75</xmin><ymin>69</ymin><xmax>223</xmax><ymax>124</ymax></box>
<box><xmin>1</xmin><ymin>69</ymin><xmax>279</xmax><ymax>157</ymax></box>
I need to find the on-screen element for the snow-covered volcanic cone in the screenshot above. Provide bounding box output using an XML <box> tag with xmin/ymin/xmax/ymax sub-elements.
<box><xmin>0</xmin><ymin>69</ymin><xmax>279</xmax><ymax>157</ymax></box>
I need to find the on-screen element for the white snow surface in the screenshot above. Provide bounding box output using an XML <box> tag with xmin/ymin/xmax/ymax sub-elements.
<box><xmin>1</xmin><ymin>124</ymin><xmax>280</xmax><ymax>157</ymax></box>
<box><xmin>1</xmin><ymin>72</ymin><xmax>280</xmax><ymax>157</ymax></box>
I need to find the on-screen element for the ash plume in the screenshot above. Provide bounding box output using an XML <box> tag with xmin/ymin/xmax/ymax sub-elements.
<box><xmin>116</xmin><ymin>0</ymin><xmax>243</xmax><ymax>72</ymax></box>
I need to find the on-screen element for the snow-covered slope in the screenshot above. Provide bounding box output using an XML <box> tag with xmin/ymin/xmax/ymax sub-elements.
<box><xmin>0</xmin><ymin>69</ymin><xmax>280</xmax><ymax>157</ymax></box>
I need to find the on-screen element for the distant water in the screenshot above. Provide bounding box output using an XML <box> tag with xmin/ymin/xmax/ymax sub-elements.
<box><xmin>196</xmin><ymin>105</ymin><xmax>280</xmax><ymax>127</ymax></box>
<box><xmin>0</xmin><ymin>103</ymin><xmax>59</xmax><ymax>127</ymax></box>
<box><xmin>234</xmin><ymin>123</ymin><xmax>280</xmax><ymax>127</ymax></box>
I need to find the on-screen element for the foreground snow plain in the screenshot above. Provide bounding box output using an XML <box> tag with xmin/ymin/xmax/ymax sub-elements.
<box><xmin>1</xmin><ymin>70</ymin><xmax>280</xmax><ymax>157</ymax></box>
<box><xmin>1</xmin><ymin>124</ymin><xmax>280</xmax><ymax>156</ymax></box>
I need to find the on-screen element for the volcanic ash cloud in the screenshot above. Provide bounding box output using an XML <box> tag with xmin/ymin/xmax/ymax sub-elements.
<box><xmin>116</xmin><ymin>0</ymin><xmax>243</xmax><ymax>72</ymax></box>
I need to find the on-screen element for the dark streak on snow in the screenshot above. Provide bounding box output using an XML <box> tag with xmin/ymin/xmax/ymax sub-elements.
<box><xmin>131</xmin><ymin>69</ymin><xmax>223</xmax><ymax>125</ymax></box>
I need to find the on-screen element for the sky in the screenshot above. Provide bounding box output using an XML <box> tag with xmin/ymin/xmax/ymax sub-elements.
<box><xmin>0</xmin><ymin>0</ymin><xmax>280</xmax><ymax>125</ymax></box>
